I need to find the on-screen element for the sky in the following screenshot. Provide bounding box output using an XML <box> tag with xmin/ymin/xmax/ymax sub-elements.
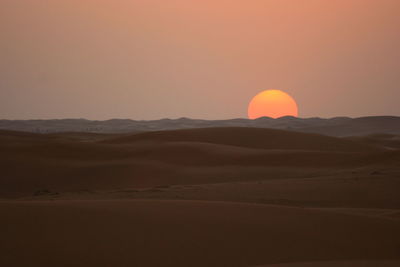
<box><xmin>1</xmin><ymin>0</ymin><xmax>399</xmax><ymax>120</ymax></box>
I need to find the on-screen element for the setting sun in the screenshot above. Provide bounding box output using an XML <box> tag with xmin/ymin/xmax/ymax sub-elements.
<box><xmin>248</xmin><ymin>89</ymin><xmax>298</xmax><ymax>119</ymax></box>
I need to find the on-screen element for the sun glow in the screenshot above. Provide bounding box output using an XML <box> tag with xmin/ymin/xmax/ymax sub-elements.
<box><xmin>248</xmin><ymin>89</ymin><xmax>298</xmax><ymax>119</ymax></box>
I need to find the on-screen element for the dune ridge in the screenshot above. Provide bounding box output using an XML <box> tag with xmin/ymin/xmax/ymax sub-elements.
<box><xmin>1</xmin><ymin>116</ymin><xmax>400</xmax><ymax>136</ymax></box>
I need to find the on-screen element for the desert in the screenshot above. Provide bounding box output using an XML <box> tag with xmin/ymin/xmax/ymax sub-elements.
<box><xmin>1</xmin><ymin>125</ymin><xmax>399</xmax><ymax>266</ymax></box>
<box><xmin>2</xmin><ymin>1</ymin><xmax>400</xmax><ymax>266</ymax></box>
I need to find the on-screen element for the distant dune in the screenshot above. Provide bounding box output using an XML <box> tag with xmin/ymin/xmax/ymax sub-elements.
<box><xmin>1</xmin><ymin>116</ymin><xmax>399</xmax><ymax>136</ymax></box>
<box><xmin>346</xmin><ymin>134</ymin><xmax>400</xmax><ymax>150</ymax></box>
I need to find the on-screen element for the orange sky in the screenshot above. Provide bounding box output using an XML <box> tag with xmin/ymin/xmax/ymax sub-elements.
<box><xmin>1</xmin><ymin>0</ymin><xmax>399</xmax><ymax>119</ymax></box>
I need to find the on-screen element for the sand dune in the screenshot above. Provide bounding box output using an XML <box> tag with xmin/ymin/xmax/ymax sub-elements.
<box><xmin>1</xmin><ymin>128</ymin><xmax>399</xmax><ymax>266</ymax></box>
<box><xmin>299</xmin><ymin>116</ymin><xmax>400</xmax><ymax>137</ymax></box>
<box><xmin>347</xmin><ymin>134</ymin><xmax>400</xmax><ymax>150</ymax></box>
<box><xmin>2</xmin><ymin>116</ymin><xmax>399</xmax><ymax>136</ymax></box>
<box><xmin>0</xmin><ymin>128</ymin><xmax>397</xmax><ymax>197</ymax></box>
<box><xmin>1</xmin><ymin>200</ymin><xmax>400</xmax><ymax>267</ymax></box>
<box><xmin>103</xmin><ymin>127</ymin><xmax>379</xmax><ymax>152</ymax></box>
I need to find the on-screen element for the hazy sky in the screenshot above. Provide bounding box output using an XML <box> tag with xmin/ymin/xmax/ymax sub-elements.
<box><xmin>1</xmin><ymin>0</ymin><xmax>399</xmax><ymax>120</ymax></box>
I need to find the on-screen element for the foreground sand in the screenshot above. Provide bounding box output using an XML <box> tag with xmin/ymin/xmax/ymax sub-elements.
<box><xmin>1</xmin><ymin>128</ymin><xmax>399</xmax><ymax>266</ymax></box>
<box><xmin>259</xmin><ymin>260</ymin><xmax>400</xmax><ymax>267</ymax></box>
<box><xmin>1</xmin><ymin>200</ymin><xmax>400</xmax><ymax>267</ymax></box>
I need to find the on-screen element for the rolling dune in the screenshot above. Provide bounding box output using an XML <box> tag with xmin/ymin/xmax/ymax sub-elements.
<box><xmin>103</xmin><ymin>127</ymin><xmax>379</xmax><ymax>152</ymax></box>
<box><xmin>0</xmin><ymin>128</ymin><xmax>397</xmax><ymax>197</ymax></box>
<box><xmin>1</xmin><ymin>128</ymin><xmax>399</xmax><ymax>266</ymax></box>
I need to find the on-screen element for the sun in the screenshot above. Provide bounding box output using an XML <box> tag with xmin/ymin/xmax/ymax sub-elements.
<box><xmin>248</xmin><ymin>89</ymin><xmax>298</xmax><ymax>119</ymax></box>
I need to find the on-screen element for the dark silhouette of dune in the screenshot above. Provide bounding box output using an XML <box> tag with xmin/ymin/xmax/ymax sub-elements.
<box><xmin>1</xmin><ymin>116</ymin><xmax>399</xmax><ymax>136</ymax></box>
<box><xmin>299</xmin><ymin>116</ymin><xmax>400</xmax><ymax>137</ymax></box>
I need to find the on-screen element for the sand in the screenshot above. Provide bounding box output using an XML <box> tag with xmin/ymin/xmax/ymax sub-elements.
<box><xmin>1</xmin><ymin>200</ymin><xmax>400</xmax><ymax>267</ymax></box>
<box><xmin>257</xmin><ymin>260</ymin><xmax>400</xmax><ymax>267</ymax></box>
<box><xmin>0</xmin><ymin>127</ymin><xmax>399</xmax><ymax>266</ymax></box>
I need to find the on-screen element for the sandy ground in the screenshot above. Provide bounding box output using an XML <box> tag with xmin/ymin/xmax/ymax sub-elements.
<box><xmin>258</xmin><ymin>260</ymin><xmax>400</xmax><ymax>267</ymax></box>
<box><xmin>1</xmin><ymin>128</ymin><xmax>399</xmax><ymax>266</ymax></box>
<box><xmin>2</xmin><ymin>200</ymin><xmax>400</xmax><ymax>267</ymax></box>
